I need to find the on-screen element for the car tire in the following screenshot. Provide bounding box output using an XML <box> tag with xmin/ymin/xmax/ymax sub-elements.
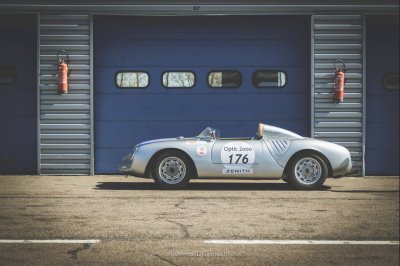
<box><xmin>287</xmin><ymin>153</ymin><xmax>328</xmax><ymax>190</ymax></box>
<box><xmin>152</xmin><ymin>151</ymin><xmax>192</xmax><ymax>189</ymax></box>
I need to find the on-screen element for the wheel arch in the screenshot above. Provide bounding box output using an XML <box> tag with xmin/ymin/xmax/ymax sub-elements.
<box><xmin>144</xmin><ymin>148</ymin><xmax>198</xmax><ymax>178</ymax></box>
<box><xmin>283</xmin><ymin>149</ymin><xmax>333</xmax><ymax>178</ymax></box>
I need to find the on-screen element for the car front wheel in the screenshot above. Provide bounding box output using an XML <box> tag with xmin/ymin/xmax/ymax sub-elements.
<box><xmin>152</xmin><ymin>151</ymin><xmax>192</xmax><ymax>189</ymax></box>
<box><xmin>287</xmin><ymin>153</ymin><xmax>328</xmax><ymax>190</ymax></box>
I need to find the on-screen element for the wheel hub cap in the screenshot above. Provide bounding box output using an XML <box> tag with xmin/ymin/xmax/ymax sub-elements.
<box><xmin>159</xmin><ymin>157</ymin><xmax>186</xmax><ymax>185</ymax></box>
<box><xmin>294</xmin><ymin>157</ymin><xmax>322</xmax><ymax>185</ymax></box>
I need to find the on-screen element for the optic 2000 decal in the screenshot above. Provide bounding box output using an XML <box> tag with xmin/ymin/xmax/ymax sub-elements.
<box><xmin>221</xmin><ymin>142</ymin><xmax>255</xmax><ymax>174</ymax></box>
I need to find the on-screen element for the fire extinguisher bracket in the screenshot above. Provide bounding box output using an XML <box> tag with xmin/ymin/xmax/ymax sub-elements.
<box><xmin>57</xmin><ymin>50</ymin><xmax>69</xmax><ymax>63</ymax></box>
<box><xmin>334</xmin><ymin>58</ymin><xmax>346</xmax><ymax>72</ymax></box>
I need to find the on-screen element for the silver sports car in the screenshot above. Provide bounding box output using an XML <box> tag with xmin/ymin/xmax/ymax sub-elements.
<box><xmin>120</xmin><ymin>123</ymin><xmax>352</xmax><ymax>190</ymax></box>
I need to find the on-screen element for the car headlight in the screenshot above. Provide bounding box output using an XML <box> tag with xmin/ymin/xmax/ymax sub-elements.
<box><xmin>132</xmin><ymin>144</ymin><xmax>138</xmax><ymax>153</ymax></box>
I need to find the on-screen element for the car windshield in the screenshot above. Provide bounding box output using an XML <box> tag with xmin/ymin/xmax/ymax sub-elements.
<box><xmin>196</xmin><ymin>127</ymin><xmax>219</xmax><ymax>140</ymax></box>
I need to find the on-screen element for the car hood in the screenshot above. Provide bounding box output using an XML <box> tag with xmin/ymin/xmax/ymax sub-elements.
<box><xmin>137</xmin><ymin>137</ymin><xmax>198</xmax><ymax>148</ymax></box>
<box><xmin>137</xmin><ymin>138</ymin><xmax>178</xmax><ymax>148</ymax></box>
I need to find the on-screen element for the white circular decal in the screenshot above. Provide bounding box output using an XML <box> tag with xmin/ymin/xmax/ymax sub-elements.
<box><xmin>221</xmin><ymin>142</ymin><xmax>255</xmax><ymax>169</ymax></box>
<box><xmin>196</xmin><ymin>145</ymin><xmax>207</xmax><ymax>156</ymax></box>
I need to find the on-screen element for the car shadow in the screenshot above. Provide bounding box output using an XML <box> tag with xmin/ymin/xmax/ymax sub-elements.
<box><xmin>94</xmin><ymin>181</ymin><xmax>332</xmax><ymax>191</ymax></box>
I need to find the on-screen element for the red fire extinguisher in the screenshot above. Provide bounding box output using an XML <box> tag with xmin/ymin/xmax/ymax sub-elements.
<box><xmin>57</xmin><ymin>50</ymin><xmax>70</xmax><ymax>94</ymax></box>
<box><xmin>333</xmin><ymin>59</ymin><xmax>346</xmax><ymax>103</ymax></box>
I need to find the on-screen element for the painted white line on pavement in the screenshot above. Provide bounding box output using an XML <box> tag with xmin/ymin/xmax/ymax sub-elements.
<box><xmin>204</xmin><ymin>240</ymin><xmax>399</xmax><ymax>245</ymax></box>
<box><xmin>0</xmin><ymin>240</ymin><xmax>100</xmax><ymax>244</ymax></box>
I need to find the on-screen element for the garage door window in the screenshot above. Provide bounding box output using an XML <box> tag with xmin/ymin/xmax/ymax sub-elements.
<box><xmin>208</xmin><ymin>71</ymin><xmax>242</xmax><ymax>88</ymax></box>
<box><xmin>384</xmin><ymin>73</ymin><xmax>399</xmax><ymax>90</ymax></box>
<box><xmin>162</xmin><ymin>72</ymin><xmax>195</xmax><ymax>88</ymax></box>
<box><xmin>253</xmin><ymin>71</ymin><xmax>287</xmax><ymax>88</ymax></box>
<box><xmin>0</xmin><ymin>66</ymin><xmax>17</xmax><ymax>85</ymax></box>
<box><xmin>115</xmin><ymin>71</ymin><xmax>149</xmax><ymax>88</ymax></box>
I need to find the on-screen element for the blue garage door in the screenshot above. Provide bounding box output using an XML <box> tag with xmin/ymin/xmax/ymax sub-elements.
<box><xmin>94</xmin><ymin>16</ymin><xmax>310</xmax><ymax>173</ymax></box>
<box><xmin>0</xmin><ymin>15</ymin><xmax>37</xmax><ymax>174</ymax></box>
<box><xmin>366</xmin><ymin>16</ymin><xmax>399</xmax><ymax>175</ymax></box>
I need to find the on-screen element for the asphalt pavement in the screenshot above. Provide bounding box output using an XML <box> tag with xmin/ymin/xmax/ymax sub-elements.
<box><xmin>0</xmin><ymin>175</ymin><xmax>398</xmax><ymax>265</ymax></box>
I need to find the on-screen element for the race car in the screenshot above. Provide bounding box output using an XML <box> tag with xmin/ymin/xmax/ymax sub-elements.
<box><xmin>119</xmin><ymin>123</ymin><xmax>352</xmax><ymax>190</ymax></box>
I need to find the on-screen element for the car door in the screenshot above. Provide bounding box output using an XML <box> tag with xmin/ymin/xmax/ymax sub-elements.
<box><xmin>211</xmin><ymin>139</ymin><xmax>264</xmax><ymax>176</ymax></box>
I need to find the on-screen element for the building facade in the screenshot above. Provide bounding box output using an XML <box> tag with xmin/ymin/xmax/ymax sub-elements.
<box><xmin>0</xmin><ymin>1</ymin><xmax>398</xmax><ymax>176</ymax></box>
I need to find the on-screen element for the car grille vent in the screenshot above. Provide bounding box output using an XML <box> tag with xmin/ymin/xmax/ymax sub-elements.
<box><xmin>268</xmin><ymin>139</ymin><xmax>291</xmax><ymax>156</ymax></box>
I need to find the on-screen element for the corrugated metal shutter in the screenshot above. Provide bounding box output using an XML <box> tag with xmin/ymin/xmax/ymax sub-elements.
<box><xmin>311</xmin><ymin>15</ymin><xmax>364</xmax><ymax>175</ymax></box>
<box><xmin>39</xmin><ymin>14</ymin><xmax>92</xmax><ymax>175</ymax></box>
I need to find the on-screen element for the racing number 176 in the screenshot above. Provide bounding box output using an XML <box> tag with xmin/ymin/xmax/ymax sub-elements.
<box><xmin>228</xmin><ymin>154</ymin><xmax>249</xmax><ymax>164</ymax></box>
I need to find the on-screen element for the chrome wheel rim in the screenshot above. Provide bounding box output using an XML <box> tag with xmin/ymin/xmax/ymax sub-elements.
<box><xmin>158</xmin><ymin>156</ymin><xmax>186</xmax><ymax>184</ymax></box>
<box><xmin>294</xmin><ymin>157</ymin><xmax>322</xmax><ymax>185</ymax></box>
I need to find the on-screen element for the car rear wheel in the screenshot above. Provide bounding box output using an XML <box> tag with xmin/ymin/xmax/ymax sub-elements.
<box><xmin>152</xmin><ymin>151</ymin><xmax>192</xmax><ymax>189</ymax></box>
<box><xmin>287</xmin><ymin>153</ymin><xmax>328</xmax><ymax>190</ymax></box>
